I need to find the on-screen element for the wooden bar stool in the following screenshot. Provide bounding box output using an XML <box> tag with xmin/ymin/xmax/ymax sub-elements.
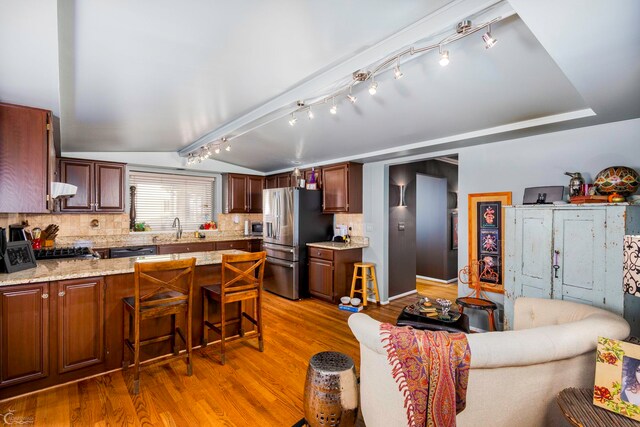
<box><xmin>122</xmin><ymin>258</ymin><xmax>196</xmax><ymax>394</ymax></box>
<box><xmin>350</xmin><ymin>262</ymin><xmax>380</xmax><ymax>308</ymax></box>
<box><xmin>202</xmin><ymin>251</ymin><xmax>266</xmax><ymax>364</ymax></box>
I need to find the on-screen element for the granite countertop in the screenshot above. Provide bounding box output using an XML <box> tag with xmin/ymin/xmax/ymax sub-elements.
<box><xmin>307</xmin><ymin>241</ymin><xmax>368</xmax><ymax>250</ymax></box>
<box><xmin>0</xmin><ymin>250</ymin><xmax>245</xmax><ymax>287</ymax></box>
<box><xmin>55</xmin><ymin>232</ymin><xmax>262</xmax><ymax>249</ymax></box>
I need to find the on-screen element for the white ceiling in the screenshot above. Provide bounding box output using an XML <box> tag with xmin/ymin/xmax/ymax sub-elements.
<box><xmin>1</xmin><ymin>0</ymin><xmax>639</xmax><ymax>173</ymax></box>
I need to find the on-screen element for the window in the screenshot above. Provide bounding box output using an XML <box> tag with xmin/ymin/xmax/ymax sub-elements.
<box><xmin>129</xmin><ymin>171</ymin><xmax>214</xmax><ymax>231</ymax></box>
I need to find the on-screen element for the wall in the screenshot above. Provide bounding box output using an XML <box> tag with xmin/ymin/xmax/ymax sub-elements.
<box><xmin>388</xmin><ymin>160</ymin><xmax>458</xmax><ymax>297</ymax></box>
<box><xmin>362</xmin><ymin>118</ymin><xmax>640</xmax><ymax>325</ymax></box>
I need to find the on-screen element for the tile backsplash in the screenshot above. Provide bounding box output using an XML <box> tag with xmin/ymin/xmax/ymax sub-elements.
<box><xmin>334</xmin><ymin>213</ymin><xmax>364</xmax><ymax>237</ymax></box>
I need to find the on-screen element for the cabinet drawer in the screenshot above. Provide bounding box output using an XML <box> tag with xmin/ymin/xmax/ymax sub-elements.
<box><xmin>216</xmin><ymin>240</ymin><xmax>249</xmax><ymax>251</ymax></box>
<box><xmin>308</xmin><ymin>247</ymin><xmax>333</xmax><ymax>261</ymax></box>
<box><xmin>157</xmin><ymin>242</ymin><xmax>215</xmax><ymax>255</ymax></box>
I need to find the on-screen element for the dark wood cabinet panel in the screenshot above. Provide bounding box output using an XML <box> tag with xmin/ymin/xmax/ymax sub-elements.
<box><xmin>247</xmin><ymin>176</ymin><xmax>264</xmax><ymax>213</ymax></box>
<box><xmin>57</xmin><ymin>278</ymin><xmax>105</xmax><ymax>373</ymax></box>
<box><xmin>215</xmin><ymin>240</ymin><xmax>250</xmax><ymax>251</ymax></box>
<box><xmin>308</xmin><ymin>258</ymin><xmax>334</xmax><ymax>301</ymax></box>
<box><xmin>308</xmin><ymin>247</ymin><xmax>362</xmax><ymax>304</ymax></box>
<box><xmin>60</xmin><ymin>160</ymin><xmax>93</xmax><ymax>211</ymax></box>
<box><xmin>227</xmin><ymin>174</ymin><xmax>248</xmax><ymax>213</ymax></box>
<box><xmin>322</xmin><ymin>162</ymin><xmax>362</xmax><ymax>213</ymax></box>
<box><xmin>0</xmin><ymin>283</ymin><xmax>50</xmax><ymax>387</ymax></box>
<box><xmin>95</xmin><ymin>163</ymin><xmax>125</xmax><ymax>212</ymax></box>
<box><xmin>157</xmin><ymin>242</ymin><xmax>214</xmax><ymax>255</ymax></box>
<box><xmin>276</xmin><ymin>174</ymin><xmax>291</xmax><ymax>188</ymax></box>
<box><xmin>0</xmin><ymin>103</ymin><xmax>56</xmax><ymax>213</ymax></box>
<box><xmin>265</xmin><ymin>175</ymin><xmax>278</xmax><ymax>189</ymax></box>
<box><xmin>249</xmin><ymin>239</ymin><xmax>262</xmax><ymax>253</ymax></box>
<box><xmin>59</xmin><ymin>158</ymin><xmax>126</xmax><ymax>213</ymax></box>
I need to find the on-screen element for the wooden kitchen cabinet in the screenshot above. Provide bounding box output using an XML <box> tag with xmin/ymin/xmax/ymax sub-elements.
<box><xmin>265</xmin><ymin>175</ymin><xmax>278</xmax><ymax>189</ymax></box>
<box><xmin>303</xmin><ymin>168</ymin><xmax>322</xmax><ymax>189</ymax></box>
<box><xmin>157</xmin><ymin>242</ymin><xmax>215</xmax><ymax>255</ymax></box>
<box><xmin>223</xmin><ymin>173</ymin><xmax>264</xmax><ymax>213</ymax></box>
<box><xmin>215</xmin><ymin>240</ymin><xmax>250</xmax><ymax>251</ymax></box>
<box><xmin>264</xmin><ymin>173</ymin><xmax>291</xmax><ymax>189</ymax></box>
<box><xmin>59</xmin><ymin>158</ymin><xmax>125</xmax><ymax>212</ymax></box>
<box><xmin>56</xmin><ymin>277</ymin><xmax>105</xmax><ymax>373</ymax></box>
<box><xmin>0</xmin><ymin>103</ymin><xmax>58</xmax><ymax>213</ymax></box>
<box><xmin>0</xmin><ymin>283</ymin><xmax>50</xmax><ymax>388</ymax></box>
<box><xmin>322</xmin><ymin>162</ymin><xmax>362</xmax><ymax>213</ymax></box>
<box><xmin>308</xmin><ymin>246</ymin><xmax>362</xmax><ymax>303</ymax></box>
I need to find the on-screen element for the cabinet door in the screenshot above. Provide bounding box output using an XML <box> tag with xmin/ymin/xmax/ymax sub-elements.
<box><xmin>0</xmin><ymin>103</ymin><xmax>51</xmax><ymax>213</ymax></box>
<box><xmin>95</xmin><ymin>163</ymin><xmax>125</xmax><ymax>212</ymax></box>
<box><xmin>276</xmin><ymin>174</ymin><xmax>291</xmax><ymax>188</ymax></box>
<box><xmin>322</xmin><ymin>164</ymin><xmax>349</xmax><ymax>212</ymax></box>
<box><xmin>553</xmin><ymin>209</ymin><xmax>606</xmax><ymax>308</ymax></box>
<box><xmin>247</xmin><ymin>176</ymin><xmax>264</xmax><ymax>213</ymax></box>
<box><xmin>265</xmin><ymin>176</ymin><xmax>278</xmax><ymax>189</ymax></box>
<box><xmin>157</xmin><ymin>242</ymin><xmax>215</xmax><ymax>254</ymax></box>
<box><xmin>57</xmin><ymin>277</ymin><xmax>105</xmax><ymax>373</ymax></box>
<box><xmin>60</xmin><ymin>159</ymin><xmax>94</xmax><ymax>211</ymax></box>
<box><xmin>227</xmin><ymin>174</ymin><xmax>248</xmax><ymax>213</ymax></box>
<box><xmin>0</xmin><ymin>283</ymin><xmax>49</xmax><ymax>387</ymax></box>
<box><xmin>308</xmin><ymin>258</ymin><xmax>334</xmax><ymax>301</ymax></box>
<box><xmin>216</xmin><ymin>240</ymin><xmax>250</xmax><ymax>251</ymax></box>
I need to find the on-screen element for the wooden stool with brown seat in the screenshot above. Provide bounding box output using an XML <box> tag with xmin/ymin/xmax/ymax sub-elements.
<box><xmin>201</xmin><ymin>251</ymin><xmax>266</xmax><ymax>364</ymax></box>
<box><xmin>122</xmin><ymin>258</ymin><xmax>196</xmax><ymax>394</ymax></box>
<box><xmin>350</xmin><ymin>262</ymin><xmax>380</xmax><ymax>308</ymax></box>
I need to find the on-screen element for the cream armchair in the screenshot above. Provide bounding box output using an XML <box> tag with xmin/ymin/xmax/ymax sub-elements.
<box><xmin>348</xmin><ymin>297</ymin><xmax>630</xmax><ymax>427</ymax></box>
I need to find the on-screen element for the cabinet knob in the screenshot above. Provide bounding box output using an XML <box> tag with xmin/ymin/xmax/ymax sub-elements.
<box><xmin>42</xmin><ymin>293</ymin><xmax>49</xmax><ymax>299</ymax></box>
<box><xmin>58</xmin><ymin>291</ymin><xmax>66</xmax><ymax>297</ymax></box>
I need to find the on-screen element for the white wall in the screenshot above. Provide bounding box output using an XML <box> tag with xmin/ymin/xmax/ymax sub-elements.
<box><xmin>363</xmin><ymin>118</ymin><xmax>640</xmax><ymax>317</ymax></box>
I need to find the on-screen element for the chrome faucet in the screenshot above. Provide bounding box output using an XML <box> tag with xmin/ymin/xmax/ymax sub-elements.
<box><xmin>172</xmin><ymin>217</ymin><xmax>182</xmax><ymax>239</ymax></box>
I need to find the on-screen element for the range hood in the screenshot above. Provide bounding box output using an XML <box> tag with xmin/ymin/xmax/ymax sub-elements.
<box><xmin>50</xmin><ymin>182</ymin><xmax>77</xmax><ymax>199</ymax></box>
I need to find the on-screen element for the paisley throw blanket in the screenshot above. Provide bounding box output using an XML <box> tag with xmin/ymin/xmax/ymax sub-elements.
<box><xmin>380</xmin><ymin>324</ymin><xmax>471</xmax><ymax>427</ymax></box>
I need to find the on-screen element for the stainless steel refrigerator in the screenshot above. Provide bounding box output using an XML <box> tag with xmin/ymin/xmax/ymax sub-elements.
<box><xmin>262</xmin><ymin>188</ymin><xmax>333</xmax><ymax>299</ymax></box>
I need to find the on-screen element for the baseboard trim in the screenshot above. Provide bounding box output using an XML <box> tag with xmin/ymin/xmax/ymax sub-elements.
<box><xmin>388</xmin><ymin>289</ymin><xmax>417</xmax><ymax>301</ymax></box>
<box><xmin>416</xmin><ymin>275</ymin><xmax>457</xmax><ymax>284</ymax></box>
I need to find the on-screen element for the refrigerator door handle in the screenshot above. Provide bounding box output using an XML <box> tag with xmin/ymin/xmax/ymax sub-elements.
<box><xmin>266</xmin><ymin>257</ymin><xmax>294</xmax><ymax>269</ymax></box>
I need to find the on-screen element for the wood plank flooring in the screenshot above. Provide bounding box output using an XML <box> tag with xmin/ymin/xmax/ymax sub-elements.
<box><xmin>0</xmin><ymin>292</ymin><xmax>417</xmax><ymax>427</ymax></box>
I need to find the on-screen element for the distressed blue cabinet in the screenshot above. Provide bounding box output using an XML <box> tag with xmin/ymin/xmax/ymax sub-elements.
<box><xmin>504</xmin><ymin>205</ymin><xmax>640</xmax><ymax>331</ymax></box>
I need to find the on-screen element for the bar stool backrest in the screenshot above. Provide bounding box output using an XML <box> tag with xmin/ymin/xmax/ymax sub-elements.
<box><xmin>133</xmin><ymin>258</ymin><xmax>197</xmax><ymax>309</ymax></box>
<box><xmin>221</xmin><ymin>252</ymin><xmax>266</xmax><ymax>295</ymax></box>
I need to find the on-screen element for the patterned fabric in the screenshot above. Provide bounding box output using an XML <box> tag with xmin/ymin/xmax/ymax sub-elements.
<box><xmin>380</xmin><ymin>323</ymin><xmax>471</xmax><ymax>427</ymax></box>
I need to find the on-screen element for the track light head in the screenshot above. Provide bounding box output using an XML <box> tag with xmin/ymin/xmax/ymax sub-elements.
<box><xmin>368</xmin><ymin>81</ymin><xmax>378</xmax><ymax>95</ymax></box>
<box><xmin>288</xmin><ymin>113</ymin><xmax>297</xmax><ymax>126</ymax></box>
<box><xmin>347</xmin><ymin>94</ymin><xmax>357</xmax><ymax>104</ymax></box>
<box><xmin>329</xmin><ymin>104</ymin><xmax>337</xmax><ymax>115</ymax></box>
<box><xmin>307</xmin><ymin>108</ymin><xmax>314</xmax><ymax>120</ymax></box>
<box><xmin>225</xmin><ymin>145</ymin><xmax>231</xmax><ymax>152</ymax></box>
<box><xmin>482</xmin><ymin>26</ymin><xmax>497</xmax><ymax>49</ymax></box>
<box><xmin>214</xmin><ymin>146</ymin><xmax>221</xmax><ymax>154</ymax></box>
<box><xmin>394</xmin><ymin>65</ymin><xmax>404</xmax><ymax>80</ymax></box>
<box><xmin>439</xmin><ymin>50</ymin><xmax>450</xmax><ymax>67</ymax></box>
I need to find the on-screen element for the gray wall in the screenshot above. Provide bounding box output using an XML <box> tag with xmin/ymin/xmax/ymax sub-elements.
<box><xmin>388</xmin><ymin>160</ymin><xmax>458</xmax><ymax>297</ymax></box>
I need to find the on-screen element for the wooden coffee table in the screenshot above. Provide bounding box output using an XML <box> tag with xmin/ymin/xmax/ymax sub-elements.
<box><xmin>557</xmin><ymin>387</ymin><xmax>639</xmax><ymax>427</ymax></box>
<box><xmin>396</xmin><ymin>301</ymin><xmax>470</xmax><ymax>333</ymax></box>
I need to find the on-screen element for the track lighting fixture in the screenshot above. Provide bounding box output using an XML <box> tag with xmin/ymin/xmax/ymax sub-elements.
<box><xmin>393</xmin><ymin>59</ymin><xmax>404</xmax><ymax>80</ymax></box>
<box><xmin>347</xmin><ymin>86</ymin><xmax>357</xmax><ymax>104</ymax></box>
<box><xmin>369</xmin><ymin>79</ymin><xmax>378</xmax><ymax>95</ymax></box>
<box><xmin>288</xmin><ymin>113</ymin><xmax>297</xmax><ymax>126</ymax></box>
<box><xmin>329</xmin><ymin>98</ymin><xmax>337</xmax><ymax>115</ymax></box>
<box><xmin>439</xmin><ymin>47</ymin><xmax>450</xmax><ymax>67</ymax></box>
<box><xmin>482</xmin><ymin>25</ymin><xmax>497</xmax><ymax>49</ymax></box>
<box><xmin>307</xmin><ymin>108</ymin><xmax>314</xmax><ymax>120</ymax></box>
<box><xmin>214</xmin><ymin>146</ymin><xmax>221</xmax><ymax>154</ymax></box>
<box><xmin>225</xmin><ymin>145</ymin><xmax>231</xmax><ymax>152</ymax></box>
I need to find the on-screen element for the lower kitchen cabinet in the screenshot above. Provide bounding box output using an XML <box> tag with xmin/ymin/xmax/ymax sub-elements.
<box><xmin>308</xmin><ymin>247</ymin><xmax>362</xmax><ymax>304</ymax></box>
<box><xmin>157</xmin><ymin>242</ymin><xmax>215</xmax><ymax>254</ymax></box>
<box><xmin>56</xmin><ymin>277</ymin><xmax>105</xmax><ymax>373</ymax></box>
<box><xmin>0</xmin><ymin>283</ymin><xmax>50</xmax><ymax>387</ymax></box>
<box><xmin>216</xmin><ymin>240</ymin><xmax>250</xmax><ymax>251</ymax></box>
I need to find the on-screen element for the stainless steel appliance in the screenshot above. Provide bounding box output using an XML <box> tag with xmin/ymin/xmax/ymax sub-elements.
<box><xmin>263</xmin><ymin>188</ymin><xmax>332</xmax><ymax>299</ymax></box>
<box><xmin>33</xmin><ymin>247</ymin><xmax>97</xmax><ymax>260</ymax></box>
<box><xmin>109</xmin><ymin>246</ymin><xmax>157</xmax><ymax>258</ymax></box>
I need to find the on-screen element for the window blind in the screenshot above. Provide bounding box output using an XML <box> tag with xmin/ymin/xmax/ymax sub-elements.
<box><xmin>129</xmin><ymin>171</ymin><xmax>214</xmax><ymax>231</ymax></box>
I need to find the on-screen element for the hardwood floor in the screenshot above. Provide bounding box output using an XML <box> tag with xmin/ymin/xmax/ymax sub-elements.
<box><xmin>0</xmin><ymin>292</ymin><xmax>416</xmax><ymax>427</ymax></box>
<box><xmin>415</xmin><ymin>279</ymin><xmax>458</xmax><ymax>302</ymax></box>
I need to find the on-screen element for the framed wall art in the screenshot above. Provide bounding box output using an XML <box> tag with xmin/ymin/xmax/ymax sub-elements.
<box><xmin>468</xmin><ymin>192</ymin><xmax>511</xmax><ymax>293</ymax></box>
<box><xmin>594</xmin><ymin>337</ymin><xmax>640</xmax><ymax>421</ymax></box>
<box><xmin>2</xmin><ymin>241</ymin><xmax>38</xmax><ymax>273</ymax></box>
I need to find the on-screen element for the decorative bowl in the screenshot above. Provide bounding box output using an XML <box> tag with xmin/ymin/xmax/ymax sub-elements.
<box><xmin>593</xmin><ymin>166</ymin><xmax>639</xmax><ymax>196</ymax></box>
<box><xmin>340</xmin><ymin>296</ymin><xmax>351</xmax><ymax>305</ymax></box>
<box><xmin>350</xmin><ymin>298</ymin><xmax>361</xmax><ymax>306</ymax></box>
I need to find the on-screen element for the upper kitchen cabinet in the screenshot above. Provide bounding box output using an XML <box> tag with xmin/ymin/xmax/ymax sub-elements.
<box><xmin>0</xmin><ymin>103</ymin><xmax>58</xmax><ymax>213</ymax></box>
<box><xmin>322</xmin><ymin>162</ymin><xmax>362</xmax><ymax>213</ymax></box>
<box><xmin>59</xmin><ymin>158</ymin><xmax>125</xmax><ymax>212</ymax></box>
<box><xmin>303</xmin><ymin>168</ymin><xmax>322</xmax><ymax>189</ymax></box>
<box><xmin>264</xmin><ymin>173</ymin><xmax>291</xmax><ymax>189</ymax></box>
<box><xmin>222</xmin><ymin>173</ymin><xmax>264</xmax><ymax>213</ymax></box>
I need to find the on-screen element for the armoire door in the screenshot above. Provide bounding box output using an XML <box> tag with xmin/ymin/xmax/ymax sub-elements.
<box><xmin>552</xmin><ymin>209</ymin><xmax>606</xmax><ymax>308</ymax></box>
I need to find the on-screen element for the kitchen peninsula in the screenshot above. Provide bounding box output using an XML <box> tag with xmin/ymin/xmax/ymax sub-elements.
<box><xmin>0</xmin><ymin>250</ymin><xmax>254</xmax><ymax>399</ymax></box>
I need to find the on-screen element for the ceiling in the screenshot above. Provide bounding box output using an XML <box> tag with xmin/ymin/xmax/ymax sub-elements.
<box><xmin>1</xmin><ymin>0</ymin><xmax>639</xmax><ymax>173</ymax></box>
